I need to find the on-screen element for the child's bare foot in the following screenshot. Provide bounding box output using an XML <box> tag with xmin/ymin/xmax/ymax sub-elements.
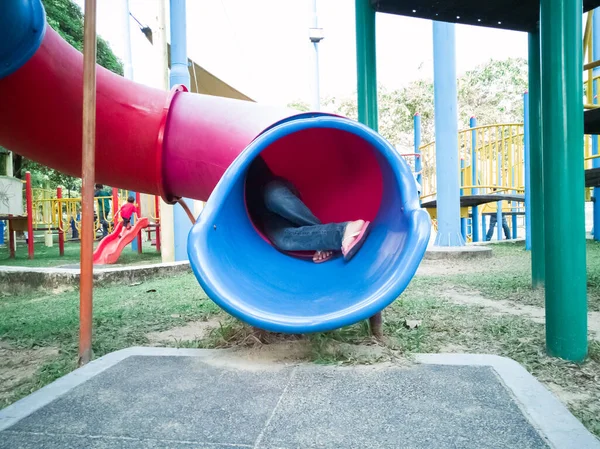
<box><xmin>313</xmin><ymin>250</ymin><xmax>333</xmax><ymax>263</ymax></box>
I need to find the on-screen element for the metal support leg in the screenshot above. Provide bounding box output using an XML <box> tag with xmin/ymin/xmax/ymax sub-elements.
<box><xmin>369</xmin><ymin>313</ymin><xmax>383</xmax><ymax>338</ymax></box>
<box><xmin>528</xmin><ymin>31</ymin><xmax>545</xmax><ymax>287</ymax></box>
<box><xmin>540</xmin><ymin>0</ymin><xmax>587</xmax><ymax>361</ymax></box>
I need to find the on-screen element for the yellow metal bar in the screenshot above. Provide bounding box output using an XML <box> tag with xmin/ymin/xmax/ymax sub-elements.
<box><xmin>584</xmin><ymin>11</ymin><xmax>593</xmax><ymax>59</ymax></box>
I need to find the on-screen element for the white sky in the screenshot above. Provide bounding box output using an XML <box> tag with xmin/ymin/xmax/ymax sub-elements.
<box><xmin>73</xmin><ymin>0</ymin><xmax>528</xmax><ymax>108</ymax></box>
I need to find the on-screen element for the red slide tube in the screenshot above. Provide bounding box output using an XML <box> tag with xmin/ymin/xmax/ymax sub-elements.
<box><xmin>0</xmin><ymin>27</ymin><xmax>293</xmax><ymax>205</ymax></box>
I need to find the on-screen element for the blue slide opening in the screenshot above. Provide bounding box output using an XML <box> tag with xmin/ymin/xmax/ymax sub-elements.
<box><xmin>188</xmin><ymin>115</ymin><xmax>431</xmax><ymax>334</ymax></box>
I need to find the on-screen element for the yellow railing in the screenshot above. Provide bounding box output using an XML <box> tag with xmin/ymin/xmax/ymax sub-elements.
<box><xmin>419</xmin><ymin>124</ymin><xmax>525</xmax><ymax>208</ymax></box>
<box><xmin>584</xmin><ymin>11</ymin><xmax>600</xmax><ymax>111</ymax></box>
<box><xmin>27</xmin><ymin>189</ymin><xmax>158</xmax><ymax>238</ymax></box>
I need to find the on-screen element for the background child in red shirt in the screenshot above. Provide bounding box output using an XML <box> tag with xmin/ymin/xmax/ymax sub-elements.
<box><xmin>117</xmin><ymin>196</ymin><xmax>138</xmax><ymax>230</ymax></box>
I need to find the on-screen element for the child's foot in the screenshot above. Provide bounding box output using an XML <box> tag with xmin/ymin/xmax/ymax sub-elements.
<box><xmin>313</xmin><ymin>250</ymin><xmax>333</xmax><ymax>263</ymax></box>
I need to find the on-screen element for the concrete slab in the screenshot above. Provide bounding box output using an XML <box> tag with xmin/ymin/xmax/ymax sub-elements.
<box><xmin>0</xmin><ymin>348</ymin><xmax>598</xmax><ymax>449</ymax></box>
<box><xmin>425</xmin><ymin>245</ymin><xmax>492</xmax><ymax>260</ymax></box>
<box><xmin>0</xmin><ymin>261</ymin><xmax>190</xmax><ymax>294</ymax></box>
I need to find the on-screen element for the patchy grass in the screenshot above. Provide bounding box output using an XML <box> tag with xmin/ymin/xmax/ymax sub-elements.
<box><xmin>443</xmin><ymin>240</ymin><xmax>600</xmax><ymax>311</ymax></box>
<box><xmin>0</xmin><ymin>273</ymin><xmax>219</xmax><ymax>407</ymax></box>
<box><xmin>2</xmin><ymin>240</ymin><xmax>600</xmax><ymax>437</ymax></box>
<box><xmin>0</xmin><ymin>238</ymin><xmax>161</xmax><ymax>268</ymax></box>
<box><xmin>382</xmin><ymin>277</ymin><xmax>600</xmax><ymax>437</ymax></box>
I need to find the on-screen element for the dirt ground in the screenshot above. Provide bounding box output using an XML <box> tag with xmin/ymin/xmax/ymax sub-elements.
<box><xmin>442</xmin><ymin>289</ymin><xmax>600</xmax><ymax>340</ymax></box>
<box><xmin>146</xmin><ymin>317</ymin><xmax>224</xmax><ymax>346</ymax></box>
<box><xmin>0</xmin><ymin>342</ymin><xmax>58</xmax><ymax>405</ymax></box>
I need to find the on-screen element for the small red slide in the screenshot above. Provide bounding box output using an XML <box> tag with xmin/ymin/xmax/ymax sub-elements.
<box><xmin>92</xmin><ymin>217</ymin><xmax>149</xmax><ymax>265</ymax></box>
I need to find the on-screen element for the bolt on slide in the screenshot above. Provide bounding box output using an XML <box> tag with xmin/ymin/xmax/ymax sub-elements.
<box><xmin>0</xmin><ymin>0</ymin><xmax>430</xmax><ymax>333</ymax></box>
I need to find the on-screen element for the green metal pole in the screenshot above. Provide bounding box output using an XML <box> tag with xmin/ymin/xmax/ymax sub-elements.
<box><xmin>355</xmin><ymin>0</ymin><xmax>381</xmax><ymax>337</ymax></box>
<box><xmin>355</xmin><ymin>0</ymin><xmax>378</xmax><ymax>131</ymax></box>
<box><xmin>528</xmin><ymin>31</ymin><xmax>545</xmax><ymax>288</ymax></box>
<box><xmin>540</xmin><ymin>0</ymin><xmax>587</xmax><ymax>361</ymax></box>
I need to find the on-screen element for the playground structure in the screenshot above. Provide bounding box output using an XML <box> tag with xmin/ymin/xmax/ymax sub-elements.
<box><xmin>414</xmin><ymin>119</ymin><xmax>526</xmax><ymax>243</ymax></box>
<box><xmin>0</xmin><ymin>0</ymin><xmax>597</xmax><ymax>365</ymax></box>
<box><xmin>0</xmin><ymin>0</ymin><xmax>430</xmax><ymax>339</ymax></box>
<box><xmin>0</xmin><ymin>177</ymin><xmax>161</xmax><ymax>262</ymax></box>
<box><xmin>371</xmin><ymin>0</ymin><xmax>596</xmax><ymax>365</ymax></box>
<box><xmin>413</xmin><ymin>18</ymin><xmax>600</xmax><ymax>245</ymax></box>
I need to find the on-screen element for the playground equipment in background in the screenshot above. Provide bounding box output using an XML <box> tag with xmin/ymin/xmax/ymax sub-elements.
<box><xmin>416</xmin><ymin>75</ymin><xmax>600</xmax><ymax>245</ymax></box>
<box><xmin>415</xmin><ymin>119</ymin><xmax>526</xmax><ymax>242</ymax></box>
<box><xmin>92</xmin><ymin>216</ymin><xmax>150</xmax><ymax>265</ymax></box>
<box><xmin>0</xmin><ymin>2</ymin><xmax>430</xmax><ymax>334</ymax></box>
<box><xmin>411</xmin><ymin>11</ymin><xmax>600</xmax><ymax>247</ymax></box>
<box><xmin>0</xmin><ymin>176</ymin><xmax>161</xmax><ymax>259</ymax></box>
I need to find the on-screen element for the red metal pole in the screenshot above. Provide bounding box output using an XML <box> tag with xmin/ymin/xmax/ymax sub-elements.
<box><xmin>112</xmin><ymin>187</ymin><xmax>119</xmax><ymax>217</ymax></box>
<box><xmin>154</xmin><ymin>195</ymin><xmax>161</xmax><ymax>252</ymax></box>
<box><xmin>57</xmin><ymin>187</ymin><xmax>65</xmax><ymax>256</ymax></box>
<box><xmin>8</xmin><ymin>217</ymin><xmax>15</xmax><ymax>258</ymax></box>
<box><xmin>136</xmin><ymin>192</ymin><xmax>142</xmax><ymax>254</ymax></box>
<box><xmin>79</xmin><ymin>0</ymin><xmax>97</xmax><ymax>367</ymax></box>
<box><xmin>25</xmin><ymin>172</ymin><xmax>34</xmax><ymax>259</ymax></box>
<box><xmin>111</xmin><ymin>187</ymin><xmax>119</xmax><ymax>233</ymax></box>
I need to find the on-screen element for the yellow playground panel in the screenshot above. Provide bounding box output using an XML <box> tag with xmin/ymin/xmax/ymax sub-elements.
<box><xmin>29</xmin><ymin>188</ymin><xmax>158</xmax><ymax>239</ymax></box>
<box><xmin>419</xmin><ymin>123</ymin><xmax>525</xmax><ymax>216</ymax></box>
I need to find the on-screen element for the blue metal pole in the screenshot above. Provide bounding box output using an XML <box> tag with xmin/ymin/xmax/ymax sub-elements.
<box><xmin>128</xmin><ymin>190</ymin><xmax>139</xmax><ymax>251</ymax></box>
<box><xmin>432</xmin><ymin>21</ymin><xmax>465</xmax><ymax>247</ymax></box>
<box><xmin>497</xmin><ymin>155</ymin><xmax>503</xmax><ymax>241</ymax></box>
<box><xmin>511</xmin><ymin>166</ymin><xmax>518</xmax><ymax>239</ymax></box>
<box><xmin>470</xmin><ymin>117</ymin><xmax>479</xmax><ymax>242</ymax></box>
<box><xmin>414</xmin><ymin>113</ymin><xmax>422</xmax><ymax>187</ymax></box>
<box><xmin>460</xmin><ymin>158</ymin><xmax>467</xmax><ymax>240</ymax></box>
<box><xmin>482</xmin><ymin>214</ymin><xmax>487</xmax><ymax>241</ymax></box>
<box><xmin>0</xmin><ymin>220</ymin><xmax>4</xmax><ymax>245</ymax></box>
<box><xmin>523</xmin><ymin>92</ymin><xmax>531</xmax><ymax>248</ymax></box>
<box><xmin>170</xmin><ymin>0</ymin><xmax>193</xmax><ymax>262</ymax></box>
<box><xmin>592</xmin><ymin>8</ymin><xmax>600</xmax><ymax>240</ymax></box>
<box><xmin>414</xmin><ymin>113</ymin><xmax>423</xmax><ymax>206</ymax></box>
<box><xmin>118</xmin><ymin>0</ymin><xmax>138</xmax><ymax>253</ymax></box>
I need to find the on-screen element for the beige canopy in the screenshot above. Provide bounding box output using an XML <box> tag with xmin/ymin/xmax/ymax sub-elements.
<box><xmin>166</xmin><ymin>45</ymin><xmax>254</xmax><ymax>102</ymax></box>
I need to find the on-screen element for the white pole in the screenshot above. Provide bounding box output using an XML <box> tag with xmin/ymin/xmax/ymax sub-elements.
<box><xmin>6</xmin><ymin>152</ymin><xmax>13</xmax><ymax>177</ymax></box>
<box><xmin>309</xmin><ymin>0</ymin><xmax>322</xmax><ymax>111</ymax></box>
<box><xmin>157</xmin><ymin>0</ymin><xmax>169</xmax><ymax>90</ymax></box>
<box><xmin>121</xmin><ymin>0</ymin><xmax>134</xmax><ymax>80</ymax></box>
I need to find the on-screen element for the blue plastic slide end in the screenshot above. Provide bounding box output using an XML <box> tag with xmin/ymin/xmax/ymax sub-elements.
<box><xmin>187</xmin><ymin>115</ymin><xmax>431</xmax><ymax>334</ymax></box>
<box><xmin>0</xmin><ymin>0</ymin><xmax>46</xmax><ymax>79</ymax></box>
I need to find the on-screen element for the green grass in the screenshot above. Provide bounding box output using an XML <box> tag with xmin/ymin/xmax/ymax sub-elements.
<box><xmin>442</xmin><ymin>240</ymin><xmax>600</xmax><ymax>311</ymax></box>
<box><xmin>2</xmin><ymin>240</ymin><xmax>600</xmax><ymax>437</ymax></box>
<box><xmin>387</xmin><ymin>278</ymin><xmax>600</xmax><ymax>436</ymax></box>
<box><xmin>0</xmin><ymin>273</ymin><xmax>219</xmax><ymax>407</ymax></box>
<box><xmin>0</xmin><ymin>238</ymin><xmax>161</xmax><ymax>267</ymax></box>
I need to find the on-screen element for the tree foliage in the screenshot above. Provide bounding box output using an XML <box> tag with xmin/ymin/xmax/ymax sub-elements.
<box><xmin>43</xmin><ymin>0</ymin><xmax>124</xmax><ymax>75</ymax></box>
<box><xmin>321</xmin><ymin>57</ymin><xmax>528</xmax><ymax>152</ymax></box>
<box><xmin>3</xmin><ymin>0</ymin><xmax>124</xmax><ymax>189</ymax></box>
<box><xmin>287</xmin><ymin>100</ymin><xmax>311</xmax><ymax>112</ymax></box>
